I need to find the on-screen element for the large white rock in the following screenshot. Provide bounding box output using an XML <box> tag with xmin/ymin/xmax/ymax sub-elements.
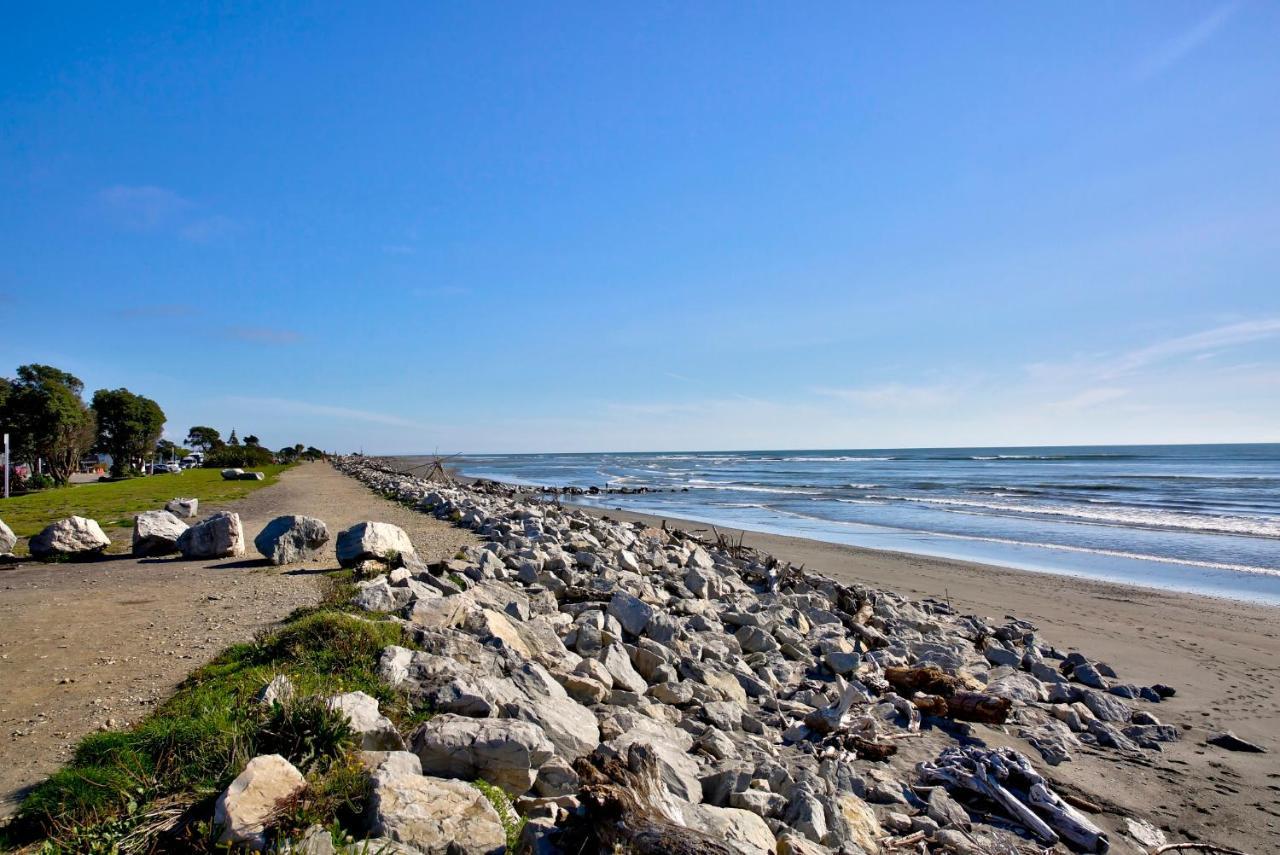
<box><xmin>177</xmin><ymin>511</ymin><xmax>245</xmax><ymax>559</ymax></box>
<box><xmin>366</xmin><ymin>768</ymin><xmax>506</xmax><ymax>855</ymax></box>
<box><xmin>688</xmin><ymin>804</ymin><xmax>777</xmax><ymax>855</ymax></box>
<box><xmin>599</xmin><ymin>712</ymin><xmax>702</xmax><ymax>804</ymax></box>
<box><xmin>352</xmin><ymin>577</ymin><xmax>415</xmax><ymax>613</ymax></box>
<box><xmin>29</xmin><ymin>516</ymin><xmax>110</xmax><ymax>559</ymax></box>
<box><xmin>0</xmin><ymin>517</ymin><xmax>16</xmax><ymax>554</ymax></box>
<box><xmin>254</xmin><ymin>515</ymin><xmax>330</xmax><ymax>565</ymax></box>
<box><xmin>410</xmin><ymin>714</ymin><xmax>555</xmax><ymax>797</ymax></box>
<box><xmin>327</xmin><ymin>690</ymin><xmax>404</xmax><ymax>750</ymax></box>
<box><xmin>165</xmin><ymin>497</ymin><xmax>199</xmax><ymax>518</ymax></box>
<box><xmin>607</xmin><ymin>590</ymin><xmax>654</xmax><ymax>637</ymax></box>
<box><xmin>463</xmin><ymin>608</ymin><xmax>532</xmax><ymax>658</ymax></box>
<box><xmin>504</xmin><ymin>662</ymin><xmax>600</xmax><ymax>761</ymax></box>
<box><xmin>132</xmin><ymin>510</ymin><xmax>188</xmax><ymax>556</ymax></box>
<box><xmin>336</xmin><ymin>521</ymin><xmax>415</xmax><ymax>568</ymax></box>
<box><xmin>599</xmin><ymin>643</ymin><xmax>647</xmax><ymax>695</ymax></box>
<box><xmin>221</xmin><ymin>467</ymin><xmax>245</xmax><ymax>480</ymax></box>
<box><xmin>214</xmin><ymin>754</ymin><xmax>307</xmax><ymax>850</ymax></box>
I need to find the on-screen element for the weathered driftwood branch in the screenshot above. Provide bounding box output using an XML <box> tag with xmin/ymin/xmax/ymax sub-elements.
<box><xmin>918</xmin><ymin>746</ymin><xmax>1109</xmax><ymax>854</ymax></box>
<box><xmin>886</xmin><ymin>664</ymin><xmax>967</xmax><ymax>696</ymax></box>
<box><xmin>803</xmin><ymin>676</ymin><xmax>872</xmax><ymax>735</ymax></box>
<box><xmin>904</xmin><ymin>688</ymin><xmax>1012</xmax><ymax>725</ymax></box>
<box><xmin>1152</xmin><ymin>844</ymin><xmax>1253</xmax><ymax>855</ymax></box>
<box><xmin>567</xmin><ymin>744</ymin><xmax>738</xmax><ymax>855</ymax></box>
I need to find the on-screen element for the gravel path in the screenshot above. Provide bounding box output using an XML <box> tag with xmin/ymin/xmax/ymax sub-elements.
<box><xmin>0</xmin><ymin>462</ymin><xmax>477</xmax><ymax>819</ymax></box>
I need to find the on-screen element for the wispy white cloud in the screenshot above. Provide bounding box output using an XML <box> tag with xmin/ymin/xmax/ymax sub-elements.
<box><xmin>181</xmin><ymin>215</ymin><xmax>240</xmax><ymax>243</ymax></box>
<box><xmin>1109</xmin><ymin>318</ymin><xmax>1280</xmax><ymax>376</ymax></box>
<box><xmin>1134</xmin><ymin>2</ymin><xmax>1239</xmax><ymax>81</ymax></box>
<box><xmin>224</xmin><ymin>396</ymin><xmax>424</xmax><ymax>428</ymax></box>
<box><xmin>96</xmin><ymin>185</ymin><xmax>191</xmax><ymax>231</ymax></box>
<box><xmin>812</xmin><ymin>383</ymin><xmax>958</xmax><ymax>409</ymax></box>
<box><xmin>223</xmin><ymin>326</ymin><xmax>302</xmax><ymax>344</ymax></box>
<box><xmin>95</xmin><ymin>184</ymin><xmax>239</xmax><ymax>242</ymax></box>
<box><xmin>1027</xmin><ymin>318</ymin><xmax>1280</xmax><ymax>382</ymax></box>
<box><xmin>1045</xmin><ymin>387</ymin><xmax>1128</xmax><ymax>412</ymax></box>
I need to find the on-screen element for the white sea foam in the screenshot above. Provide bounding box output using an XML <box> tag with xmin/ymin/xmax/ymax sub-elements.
<box><xmin>878</xmin><ymin>494</ymin><xmax>1280</xmax><ymax>538</ymax></box>
<box><xmin>690</xmin><ymin>504</ymin><xmax>1280</xmax><ymax>577</ymax></box>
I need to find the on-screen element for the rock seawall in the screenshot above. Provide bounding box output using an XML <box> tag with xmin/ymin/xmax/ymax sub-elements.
<box><xmin>322</xmin><ymin>456</ymin><xmax>1199</xmax><ymax>854</ymax></box>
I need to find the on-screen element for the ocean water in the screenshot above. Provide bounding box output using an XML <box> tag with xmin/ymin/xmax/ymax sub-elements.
<box><xmin>431</xmin><ymin>444</ymin><xmax>1280</xmax><ymax>604</ymax></box>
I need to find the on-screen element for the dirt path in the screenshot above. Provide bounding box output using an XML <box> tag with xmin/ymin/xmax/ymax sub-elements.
<box><xmin>0</xmin><ymin>462</ymin><xmax>477</xmax><ymax>819</ymax></box>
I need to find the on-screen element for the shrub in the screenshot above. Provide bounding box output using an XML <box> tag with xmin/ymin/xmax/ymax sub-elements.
<box><xmin>203</xmin><ymin>445</ymin><xmax>275</xmax><ymax>469</ymax></box>
<box><xmin>256</xmin><ymin>698</ymin><xmax>354</xmax><ymax>773</ymax></box>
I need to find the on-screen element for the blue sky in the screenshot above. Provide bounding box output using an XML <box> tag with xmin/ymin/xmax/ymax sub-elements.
<box><xmin>2</xmin><ymin>2</ymin><xmax>1278</xmax><ymax>453</ymax></box>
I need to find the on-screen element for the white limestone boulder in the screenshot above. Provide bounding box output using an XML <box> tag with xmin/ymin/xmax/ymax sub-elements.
<box><xmin>336</xmin><ymin>521</ymin><xmax>415</xmax><ymax>568</ymax></box>
<box><xmin>326</xmin><ymin>690</ymin><xmax>404</xmax><ymax>751</ymax></box>
<box><xmin>366</xmin><ymin>768</ymin><xmax>506</xmax><ymax>855</ymax></box>
<box><xmin>177</xmin><ymin>511</ymin><xmax>245</xmax><ymax>559</ymax></box>
<box><xmin>132</xmin><ymin>509</ymin><xmax>188</xmax><ymax>556</ymax></box>
<box><xmin>213</xmin><ymin>754</ymin><xmax>307</xmax><ymax>850</ymax></box>
<box><xmin>409</xmin><ymin>714</ymin><xmax>555</xmax><ymax>797</ymax></box>
<box><xmin>29</xmin><ymin>516</ymin><xmax>110</xmax><ymax>559</ymax></box>
<box><xmin>254</xmin><ymin>515</ymin><xmax>330</xmax><ymax>565</ymax></box>
<box><xmin>0</xmin><ymin>517</ymin><xmax>16</xmax><ymax>554</ymax></box>
<box><xmin>165</xmin><ymin>497</ymin><xmax>199</xmax><ymax>518</ymax></box>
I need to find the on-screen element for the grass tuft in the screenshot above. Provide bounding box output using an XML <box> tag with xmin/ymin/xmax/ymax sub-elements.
<box><xmin>470</xmin><ymin>780</ymin><xmax>526</xmax><ymax>853</ymax></box>
<box><xmin>5</xmin><ymin>586</ymin><xmax>426</xmax><ymax>852</ymax></box>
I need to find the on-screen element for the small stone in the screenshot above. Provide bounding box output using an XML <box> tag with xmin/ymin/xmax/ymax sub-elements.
<box><xmin>327</xmin><ymin>691</ymin><xmax>404</xmax><ymax>751</ymax></box>
<box><xmin>165</xmin><ymin>497</ymin><xmax>199</xmax><ymax>518</ymax></box>
<box><xmin>213</xmin><ymin>754</ymin><xmax>307</xmax><ymax>850</ymax></box>
<box><xmin>1207</xmin><ymin>731</ymin><xmax>1267</xmax><ymax>753</ymax></box>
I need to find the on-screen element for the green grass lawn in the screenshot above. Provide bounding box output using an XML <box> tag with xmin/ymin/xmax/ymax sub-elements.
<box><xmin>0</xmin><ymin>465</ymin><xmax>292</xmax><ymax>552</ymax></box>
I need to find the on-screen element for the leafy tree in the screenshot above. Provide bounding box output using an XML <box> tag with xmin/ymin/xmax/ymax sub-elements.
<box><xmin>92</xmin><ymin>388</ymin><xmax>166</xmax><ymax>477</ymax></box>
<box><xmin>185</xmin><ymin>425</ymin><xmax>223</xmax><ymax>452</ymax></box>
<box><xmin>0</xmin><ymin>365</ymin><xmax>96</xmax><ymax>485</ymax></box>
<box><xmin>303</xmin><ymin>446</ymin><xmax>326</xmax><ymax>461</ymax></box>
<box><xmin>276</xmin><ymin>445</ymin><xmax>299</xmax><ymax>462</ymax></box>
<box><xmin>204</xmin><ymin>444</ymin><xmax>274</xmax><ymax>468</ymax></box>
<box><xmin>244</xmin><ymin>434</ymin><xmax>260</xmax><ymax>447</ymax></box>
<box><xmin>228</xmin><ymin>429</ymin><xmax>240</xmax><ymax>446</ymax></box>
<box><xmin>156</xmin><ymin>439</ymin><xmax>191</xmax><ymax>460</ymax></box>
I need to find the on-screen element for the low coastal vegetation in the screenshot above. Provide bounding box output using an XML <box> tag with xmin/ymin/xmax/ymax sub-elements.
<box><xmin>0</xmin><ymin>575</ymin><xmax>434</xmax><ymax>853</ymax></box>
<box><xmin>1</xmin><ymin>362</ymin><xmax>324</xmax><ymax>497</ymax></box>
<box><xmin>0</xmin><ymin>465</ymin><xmax>290</xmax><ymax>551</ymax></box>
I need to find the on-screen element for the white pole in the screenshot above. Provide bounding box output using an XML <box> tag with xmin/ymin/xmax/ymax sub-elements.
<box><xmin>3</xmin><ymin>433</ymin><xmax>8</xmax><ymax>499</ymax></box>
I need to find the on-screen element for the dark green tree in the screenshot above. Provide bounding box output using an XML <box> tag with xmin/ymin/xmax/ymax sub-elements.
<box><xmin>244</xmin><ymin>434</ymin><xmax>260</xmax><ymax>447</ymax></box>
<box><xmin>185</xmin><ymin>425</ymin><xmax>223</xmax><ymax>452</ymax></box>
<box><xmin>0</xmin><ymin>365</ymin><xmax>97</xmax><ymax>485</ymax></box>
<box><xmin>156</xmin><ymin>439</ymin><xmax>190</xmax><ymax>460</ymax></box>
<box><xmin>92</xmin><ymin>388</ymin><xmax>166</xmax><ymax>477</ymax></box>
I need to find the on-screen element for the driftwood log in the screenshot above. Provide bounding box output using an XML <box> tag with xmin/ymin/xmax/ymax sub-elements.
<box><xmin>918</xmin><ymin>746</ymin><xmax>1109</xmax><ymax>853</ymax></box>
<box><xmin>564</xmin><ymin>744</ymin><xmax>738</xmax><ymax>855</ymax></box>
<box><xmin>885</xmin><ymin>664</ymin><xmax>968</xmax><ymax>696</ymax></box>
<box><xmin>887</xmin><ymin>666</ymin><xmax>1013</xmax><ymax>724</ymax></box>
